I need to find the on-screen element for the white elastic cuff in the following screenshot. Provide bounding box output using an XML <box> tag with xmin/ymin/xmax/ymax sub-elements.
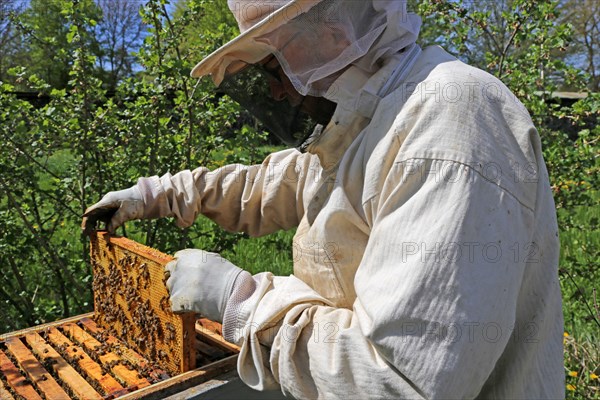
<box><xmin>222</xmin><ymin>271</ymin><xmax>257</xmax><ymax>343</ymax></box>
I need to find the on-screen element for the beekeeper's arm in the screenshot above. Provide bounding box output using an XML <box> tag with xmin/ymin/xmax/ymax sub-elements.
<box><xmin>82</xmin><ymin>148</ymin><xmax>317</xmax><ymax>236</ymax></box>
<box><xmin>202</xmin><ymin>158</ymin><xmax>533</xmax><ymax>399</ymax></box>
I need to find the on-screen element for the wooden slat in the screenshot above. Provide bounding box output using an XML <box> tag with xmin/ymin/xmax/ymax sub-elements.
<box><xmin>0</xmin><ymin>349</ymin><xmax>43</xmax><ymax>400</ymax></box>
<box><xmin>195</xmin><ymin>338</ymin><xmax>226</xmax><ymax>358</ymax></box>
<box><xmin>46</xmin><ymin>326</ymin><xmax>125</xmax><ymax>396</ymax></box>
<box><xmin>1</xmin><ymin>310</ymin><xmax>240</xmax><ymax>399</ymax></box>
<box><xmin>118</xmin><ymin>354</ymin><xmax>238</xmax><ymax>400</ymax></box>
<box><xmin>0</xmin><ymin>312</ymin><xmax>94</xmax><ymax>341</ymax></box>
<box><xmin>25</xmin><ymin>332</ymin><xmax>103</xmax><ymax>400</ymax></box>
<box><xmin>195</xmin><ymin>321</ymin><xmax>240</xmax><ymax>353</ymax></box>
<box><xmin>0</xmin><ymin>377</ymin><xmax>15</xmax><ymax>400</ymax></box>
<box><xmin>3</xmin><ymin>337</ymin><xmax>69</xmax><ymax>400</ymax></box>
<box><xmin>0</xmin><ymin>376</ymin><xmax>15</xmax><ymax>400</ymax></box>
<box><xmin>61</xmin><ymin>322</ymin><xmax>151</xmax><ymax>390</ymax></box>
<box><xmin>197</xmin><ymin>319</ymin><xmax>223</xmax><ymax>335</ymax></box>
<box><xmin>79</xmin><ymin>317</ymin><xmax>169</xmax><ymax>382</ymax></box>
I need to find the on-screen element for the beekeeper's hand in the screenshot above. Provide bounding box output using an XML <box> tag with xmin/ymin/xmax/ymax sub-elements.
<box><xmin>81</xmin><ymin>186</ymin><xmax>144</xmax><ymax>235</ymax></box>
<box><xmin>165</xmin><ymin>249</ymin><xmax>245</xmax><ymax>322</ymax></box>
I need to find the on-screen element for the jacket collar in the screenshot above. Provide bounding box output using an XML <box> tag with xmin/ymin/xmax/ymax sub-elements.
<box><xmin>305</xmin><ymin>44</ymin><xmax>422</xmax><ymax>169</ymax></box>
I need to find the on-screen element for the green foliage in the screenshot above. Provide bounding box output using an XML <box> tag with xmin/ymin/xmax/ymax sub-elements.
<box><xmin>173</xmin><ymin>0</ymin><xmax>239</xmax><ymax>64</ymax></box>
<box><xmin>0</xmin><ymin>0</ymin><xmax>273</xmax><ymax>332</ymax></box>
<box><xmin>3</xmin><ymin>0</ymin><xmax>148</xmax><ymax>91</ymax></box>
<box><xmin>414</xmin><ymin>0</ymin><xmax>582</xmax><ymax>123</ymax></box>
<box><xmin>558</xmin><ymin>0</ymin><xmax>600</xmax><ymax>91</ymax></box>
<box><xmin>14</xmin><ymin>0</ymin><xmax>102</xmax><ymax>89</ymax></box>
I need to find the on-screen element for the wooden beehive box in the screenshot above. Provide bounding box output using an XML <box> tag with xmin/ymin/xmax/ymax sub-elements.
<box><xmin>0</xmin><ymin>315</ymin><xmax>238</xmax><ymax>399</ymax></box>
<box><xmin>0</xmin><ymin>233</ymin><xmax>240</xmax><ymax>399</ymax></box>
<box><xmin>90</xmin><ymin>232</ymin><xmax>196</xmax><ymax>376</ymax></box>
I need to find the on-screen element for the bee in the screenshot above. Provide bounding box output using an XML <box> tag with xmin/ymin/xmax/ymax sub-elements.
<box><xmin>159</xmin><ymin>296</ymin><xmax>170</xmax><ymax>311</ymax></box>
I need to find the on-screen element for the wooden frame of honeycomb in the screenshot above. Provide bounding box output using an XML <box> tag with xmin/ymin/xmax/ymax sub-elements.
<box><xmin>90</xmin><ymin>232</ymin><xmax>196</xmax><ymax>376</ymax></box>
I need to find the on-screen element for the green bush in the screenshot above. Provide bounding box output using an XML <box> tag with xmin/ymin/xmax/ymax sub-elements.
<box><xmin>0</xmin><ymin>0</ymin><xmax>270</xmax><ymax>331</ymax></box>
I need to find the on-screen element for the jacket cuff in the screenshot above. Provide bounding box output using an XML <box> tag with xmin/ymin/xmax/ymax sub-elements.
<box><xmin>222</xmin><ymin>270</ymin><xmax>257</xmax><ymax>344</ymax></box>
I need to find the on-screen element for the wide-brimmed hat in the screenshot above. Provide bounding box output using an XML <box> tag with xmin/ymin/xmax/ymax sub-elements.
<box><xmin>190</xmin><ymin>0</ymin><xmax>324</xmax><ymax>85</ymax></box>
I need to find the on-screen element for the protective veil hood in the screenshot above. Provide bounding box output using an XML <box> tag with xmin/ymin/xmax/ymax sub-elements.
<box><xmin>192</xmin><ymin>0</ymin><xmax>421</xmax><ymax>96</ymax></box>
<box><xmin>256</xmin><ymin>0</ymin><xmax>422</xmax><ymax>96</ymax></box>
<box><xmin>191</xmin><ymin>1</ymin><xmax>421</xmax><ymax>148</ymax></box>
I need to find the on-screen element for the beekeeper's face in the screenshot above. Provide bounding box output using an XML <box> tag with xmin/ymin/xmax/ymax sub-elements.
<box><xmin>260</xmin><ymin>55</ymin><xmax>336</xmax><ymax>126</ymax></box>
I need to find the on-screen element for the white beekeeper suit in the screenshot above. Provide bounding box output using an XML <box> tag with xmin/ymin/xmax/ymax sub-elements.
<box><xmin>83</xmin><ymin>1</ymin><xmax>565</xmax><ymax>398</ymax></box>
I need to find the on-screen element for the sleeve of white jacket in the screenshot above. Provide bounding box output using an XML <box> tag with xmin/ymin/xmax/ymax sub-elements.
<box><xmin>223</xmin><ymin>158</ymin><xmax>534</xmax><ymax>399</ymax></box>
<box><xmin>136</xmin><ymin>149</ymin><xmax>318</xmax><ymax>236</ymax></box>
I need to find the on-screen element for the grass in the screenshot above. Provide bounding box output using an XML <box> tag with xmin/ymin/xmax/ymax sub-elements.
<box><xmin>565</xmin><ymin>331</ymin><xmax>600</xmax><ymax>399</ymax></box>
<box><xmin>182</xmin><ymin>215</ymin><xmax>296</xmax><ymax>277</ymax></box>
<box><xmin>558</xmin><ymin>193</ymin><xmax>600</xmax><ymax>338</ymax></box>
<box><xmin>559</xmin><ymin>192</ymin><xmax>600</xmax><ymax>399</ymax></box>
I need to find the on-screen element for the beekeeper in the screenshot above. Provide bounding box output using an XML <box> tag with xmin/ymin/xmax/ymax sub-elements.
<box><xmin>82</xmin><ymin>0</ymin><xmax>565</xmax><ymax>398</ymax></box>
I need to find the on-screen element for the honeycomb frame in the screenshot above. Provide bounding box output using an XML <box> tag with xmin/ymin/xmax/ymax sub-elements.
<box><xmin>90</xmin><ymin>232</ymin><xmax>196</xmax><ymax>376</ymax></box>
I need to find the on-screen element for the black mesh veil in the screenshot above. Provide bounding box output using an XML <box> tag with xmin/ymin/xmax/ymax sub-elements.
<box><xmin>217</xmin><ymin>63</ymin><xmax>335</xmax><ymax>148</ymax></box>
<box><xmin>210</xmin><ymin>0</ymin><xmax>421</xmax><ymax>148</ymax></box>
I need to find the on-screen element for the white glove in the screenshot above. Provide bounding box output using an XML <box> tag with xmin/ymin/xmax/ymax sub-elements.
<box><xmin>165</xmin><ymin>249</ymin><xmax>244</xmax><ymax>322</ymax></box>
<box><xmin>81</xmin><ymin>186</ymin><xmax>144</xmax><ymax>235</ymax></box>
